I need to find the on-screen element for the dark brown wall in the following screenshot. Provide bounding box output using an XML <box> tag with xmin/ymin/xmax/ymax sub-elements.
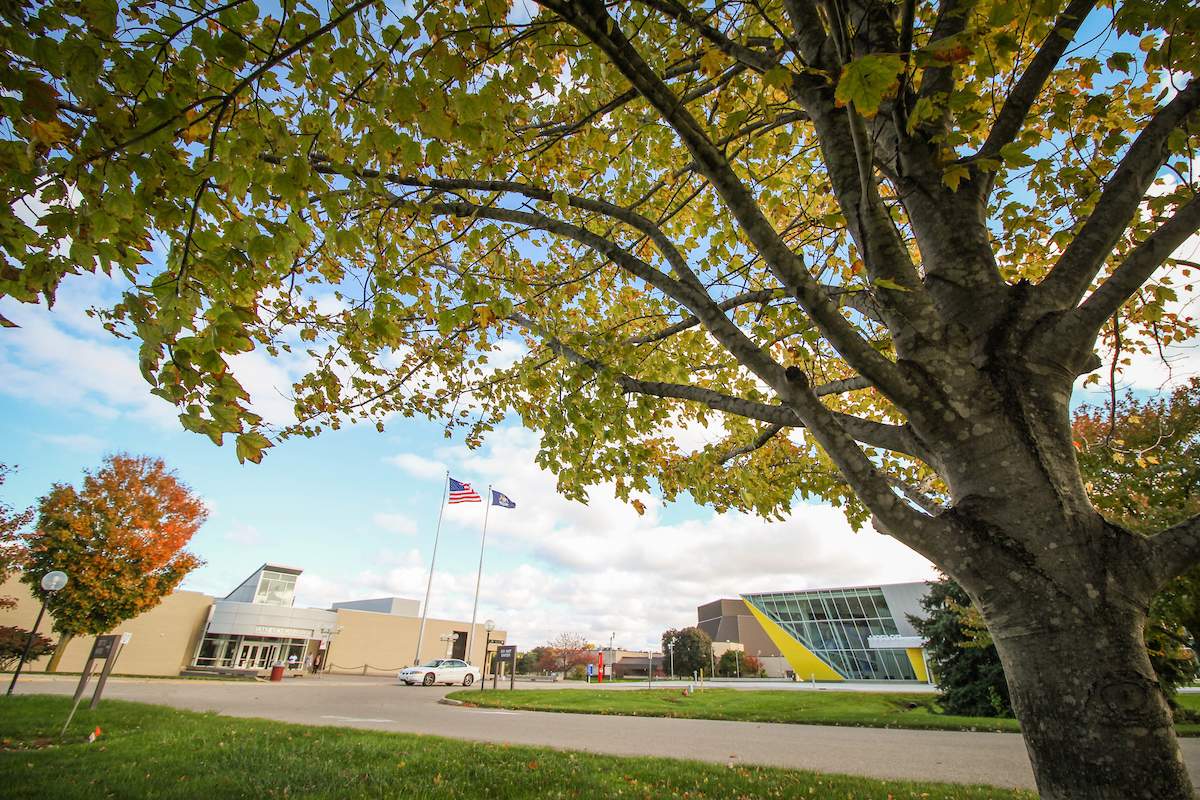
<box><xmin>696</xmin><ymin>597</ymin><xmax>782</xmax><ymax>658</ymax></box>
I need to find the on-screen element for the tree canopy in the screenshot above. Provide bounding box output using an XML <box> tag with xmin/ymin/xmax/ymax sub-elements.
<box><xmin>22</xmin><ymin>454</ymin><xmax>205</xmax><ymax>662</ymax></box>
<box><xmin>662</xmin><ymin>626</ymin><xmax>712</xmax><ymax>677</ymax></box>
<box><xmin>1</xmin><ymin>0</ymin><xmax>1192</xmax><ymax>509</ymax></box>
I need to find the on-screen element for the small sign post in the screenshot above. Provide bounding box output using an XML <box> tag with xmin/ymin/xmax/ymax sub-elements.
<box><xmin>496</xmin><ymin>645</ymin><xmax>517</xmax><ymax>691</ymax></box>
<box><xmin>61</xmin><ymin>633</ymin><xmax>129</xmax><ymax>737</ymax></box>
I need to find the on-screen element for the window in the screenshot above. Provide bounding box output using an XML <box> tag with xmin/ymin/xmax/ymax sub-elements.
<box><xmin>194</xmin><ymin>635</ymin><xmax>240</xmax><ymax>667</ymax></box>
<box><xmin>253</xmin><ymin>570</ymin><xmax>298</xmax><ymax>606</ymax></box>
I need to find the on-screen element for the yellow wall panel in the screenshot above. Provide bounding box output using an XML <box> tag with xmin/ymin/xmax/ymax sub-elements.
<box><xmin>743</xmin><ymin>599</ymin><xmax>843</xmax><ymax>681</ymax></box>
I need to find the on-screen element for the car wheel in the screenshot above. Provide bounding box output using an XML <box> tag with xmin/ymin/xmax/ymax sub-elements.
<box><xmin>463</xmin><ymin>674</ymin><xmax>474</xmax><ymax>687</ymax></box>
<box><xmin>422</xmin><ymin>672</ymin><xmax>436</xmax><ymax>686</ymax></box>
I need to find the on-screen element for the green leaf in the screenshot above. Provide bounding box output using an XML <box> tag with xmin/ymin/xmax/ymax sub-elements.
<box><xmin>941</xmin><ymin>163</ymin><xmax>970</xmax><ymax>191</ymax></box>
<box><xmin>872</xmin><ymin>277</ymin><xmax>911</xmax><ymax>292</ymax></box>
<box><xmin>834</xmin><ymin>54</ymin><xmax>905</xmax><ymax>117</ymax></box>
<box><xmin>762</xmin><ymin>66</ymin><xmax>792</xmax><ymax>90</ymax></box>
<box><xmin>235</xmin><ymin>432</ymin><xmax>273</xmax><ymax>464</ymax></box>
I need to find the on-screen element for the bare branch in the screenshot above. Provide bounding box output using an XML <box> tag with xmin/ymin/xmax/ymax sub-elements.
<box><xmin>717</xmin><ymin>423</ymin><xmax>785</xmax><ymax>464</ymax></box>
<box><xmin>779</xmin><ymin>0</ymin><xmax>830</xmax><ymax>66</ymax></box>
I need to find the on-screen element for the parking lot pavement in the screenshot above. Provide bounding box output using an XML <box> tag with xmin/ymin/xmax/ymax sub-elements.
<box><xmin>11</xmin><ymin>675</ymin><xmax>1200</xmax><ymax>790</ymax></box>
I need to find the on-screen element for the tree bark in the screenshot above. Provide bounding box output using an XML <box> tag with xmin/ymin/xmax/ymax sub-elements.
<box><xmin>988</xmin><ymin>596</ymin><xmax>1192</xmax><ymax>799</ymax></box>
<box><xmin>45</xmin><ymin>632</ymin><xmax>73</xmax><ymax>673</ymax></box>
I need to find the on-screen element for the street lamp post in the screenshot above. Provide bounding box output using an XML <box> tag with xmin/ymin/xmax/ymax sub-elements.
<box><xmin>608</xmin><ymin>632</ymin><xmax>615</xmax><ymax>681</ymax></box>
<box><xmin>481</xmin><ymin>619</ymin><xmax>495</xmax><ymax>692</ymax></box>
<box><xmin>7</xmin><ymin>571</ymin><xmax>68</xmax><ymax>696</ymax></box>
<box><xmin>668</xmin><ymin>639</ymin><xmax>675</xmax><ymax>680</ymax></box>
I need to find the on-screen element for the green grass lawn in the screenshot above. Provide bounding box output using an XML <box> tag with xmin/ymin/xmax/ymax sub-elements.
<box><xmin>449</xmin><ymin>687</ymin><xmax>1200</xmax><ymax>736</ymax></box>
<box><xmin>0</xmin><ymin>695</ymin><xmax>1032</xmax><ymax>799</ymax></box>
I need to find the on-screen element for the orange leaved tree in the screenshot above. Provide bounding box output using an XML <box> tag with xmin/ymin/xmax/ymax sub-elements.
<box><xmin>22</xmin><ymin>455</ymin><xmax>206</xmax><ymax>671</ymax></box>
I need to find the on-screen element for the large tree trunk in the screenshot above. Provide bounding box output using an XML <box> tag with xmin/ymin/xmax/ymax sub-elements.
<box><xmin>983</xmin><ymin>589</ymin><xmax>1191</xmax><ymax>798</ymax></box>
<box><xmin>44</xmin><ymin>632</ymin><xmax>72</xmax><ymax>673</ymax></box>
<box><xmin>907</xmin><ymin>360</ymin><xmax>1197</xmax><ymax>798</ymax></box>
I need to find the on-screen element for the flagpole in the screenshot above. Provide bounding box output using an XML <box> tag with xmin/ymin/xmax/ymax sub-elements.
<box><xmin>414</xmin><ymin>471</ymin><xmax>449</xmax><ymax>666</ymax></box>
<box><xmin>466</xmin><ymin>484</ymin><xmax>492</xmax><ymax>666</ymax></box>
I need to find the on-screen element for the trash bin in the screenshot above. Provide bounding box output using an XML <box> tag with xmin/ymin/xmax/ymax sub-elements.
<box><xmin>270</xmin><ymin>662</ymin><xmax>285</xmax><ymax>682</ymax></box>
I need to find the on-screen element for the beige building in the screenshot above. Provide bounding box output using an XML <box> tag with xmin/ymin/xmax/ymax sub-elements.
<box><xmin>0</xmin><ymin>564</ymin><xmax>506</xmax><ymax>678</ymax></box>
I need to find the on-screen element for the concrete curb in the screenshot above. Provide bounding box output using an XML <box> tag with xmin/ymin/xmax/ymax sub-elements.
<box><xmin>439</xmin><ymin>698</ymin><xmax>465</xmax><ymax>706</ymax></box>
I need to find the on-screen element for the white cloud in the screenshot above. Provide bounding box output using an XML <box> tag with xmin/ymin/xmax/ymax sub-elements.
<box><xmin>36</xmin><ymin>432</ymin><xmax>105</xmax><ymax>451</ymax></box>
<box><xmin>385</xmin><ymin>451</ymin><xmax>447</xmax><ymax>479</ymax></box>
<box><xmin>371</xmin><ymin>511</ymin><xmax>419</xmax><ymax>536</ymax></box>
<box><xmin>223</xmin><ymin>522</ymin><xmax>263</xmax><ymax>546</ymax></box>
<box><xmin>304</xmin><ymin>425</ymin><xmax>936</xmax><ymax>650</ymax></box>
<box><xmin>0</xmin><ymin>276</ymin><xmax>178</xmax><ymax>428</ymax></box>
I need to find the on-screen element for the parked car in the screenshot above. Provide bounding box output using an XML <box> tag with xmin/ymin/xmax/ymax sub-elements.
<box><xmin>398</xmin><ymin>658</ymin><xmax>481</xmax><ymax>686</ymax></box>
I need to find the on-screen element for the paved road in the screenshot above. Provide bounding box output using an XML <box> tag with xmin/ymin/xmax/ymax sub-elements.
<box><xmin>11</xmin><ymin>675</ymin><xmax>1200</xmax><ymax>790</ymax></box>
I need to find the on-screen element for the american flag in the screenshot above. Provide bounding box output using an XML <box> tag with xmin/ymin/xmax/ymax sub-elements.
<box><xmin>448</xmin><ymin>477</ymin><xmax>481</xmax><ymax>504</ymax></box>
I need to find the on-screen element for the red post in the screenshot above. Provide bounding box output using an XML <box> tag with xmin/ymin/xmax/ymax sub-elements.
<box><xmin>597</xmin><ymin>651</ymin><xmax>604</xmax><ymax>683</ymax></box>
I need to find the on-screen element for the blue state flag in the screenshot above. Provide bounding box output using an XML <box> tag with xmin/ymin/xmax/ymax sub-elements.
<box><xmin>491</xmin><ymin>490</ymin><xmax>516</xmax><ymax>509</ymax></box>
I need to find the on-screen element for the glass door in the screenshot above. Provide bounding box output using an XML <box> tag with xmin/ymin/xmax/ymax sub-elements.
<box><xmin>258</xmin><ymin>645</ymin><xmax>277</xmax><ymax>668</ymax></box>
<box><xmin>238</xmin><ymin>644</ymin><xmax>258</xmax><ymax>668</ymax></box>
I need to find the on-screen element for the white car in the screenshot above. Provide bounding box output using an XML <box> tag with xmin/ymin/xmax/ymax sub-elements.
<box><xmin>398</xmin><ymin>658</ymin><xmax>482</xmax><ymax>686</ymax></box>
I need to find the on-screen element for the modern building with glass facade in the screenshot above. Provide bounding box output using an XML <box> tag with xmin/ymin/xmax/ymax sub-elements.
<box><xmin>700</xmin><ymin>581</ymin><xmax>931</xmax><ymax>682</ymax></box>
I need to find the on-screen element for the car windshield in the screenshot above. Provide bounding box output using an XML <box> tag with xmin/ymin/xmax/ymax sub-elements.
<box><xmin>419</xmin><ymin>660</ymin><xmax>444</xmax><ymax>667</ymax></box>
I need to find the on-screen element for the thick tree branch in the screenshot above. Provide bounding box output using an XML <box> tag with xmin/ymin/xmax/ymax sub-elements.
<box><xmin>542</xmin><ymin>0</ymin><xmax>926</xmax><ymax>412</ymax></box>
<box><xmin>813</xmin><ymin>374</ymin><xmax>874</xmax><ymax>396</ymax></box>
<box><xmin>511</xmin><ymin>312</ymin><xmax>926</xmax><ymax>458</ymax></box>
<box><xmin>406</xmin><ymin>195</ymin><xmax>809</xmax><ymax>405</ymax></box>
<box><xmin>1038</xmin><ymin>77</ymin><xmax>1200</xmax><ymax>310</ymax></box>
<box><xmin>717</xmin><ymin>423</ymin><xmax>785</xmax><ymax>464</ymax></box>
<box><xmin>889</xmin><ymin>477</ymin><xmax>947</xmax><ymax>516</ymax></box>
<box><xmin>915</xmin><ymin>0</ymin><xmax>975</xmax><ymax>109</ymax></box>
<box><xmin>773</xmin><ymin>367</ymin><xmax>950</xmax><ymax>547</ymax></box>
<box><xmin>974</xmin><ymin>0</ymin><xmax>1099</xmax><ymax>161</ymax></box>
<box><xmin>633</xmin><ymin>0</ymin><xmax>779</xmax><ymax>73</ymax></box>
<box><xmin>626</xmin><ymin>286</ymin><xmax>882</xmax><ymax>344</ymax></box>
<box><xmin>1072</xmin><ymin>195</ymin><xmax>1200</xmax><ymax>335</ymax></box>
<box><xmin>779</xmin><ymin>0</ymin><xmax>830</xmax><ymax>66</ymax></box>
<box><xmin>1148</xmin><ymin>513</ymin><xmax>1200</xmax><ymax>588</ymax></box>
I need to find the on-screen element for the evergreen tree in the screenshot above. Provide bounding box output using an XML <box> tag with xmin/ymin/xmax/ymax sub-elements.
<box><xmin>911</xmin><ymin>577</ymin><xmax>1012</xmax><ymax>718</ymax></box>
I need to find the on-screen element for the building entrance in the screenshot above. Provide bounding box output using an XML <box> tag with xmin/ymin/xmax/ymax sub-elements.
<box><xmin>237</xmin><ymin>641</ymin><xmax>279</xmax><ymax>669</ymax></box>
